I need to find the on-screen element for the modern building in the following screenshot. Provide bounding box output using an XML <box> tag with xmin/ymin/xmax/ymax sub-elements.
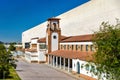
<box><xmin>24</xmin><ymin>18</ymin><xmax>103</xmax><ymax>80</ymax></box>
<box><xmin>22</xmin><ymin>0</ymin><xmax>120</xmax><ymax>79</ymax></box>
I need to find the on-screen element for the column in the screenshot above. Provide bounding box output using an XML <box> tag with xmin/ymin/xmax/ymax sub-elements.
<box><xmin>68</xmin><ymin>58</ymin><xmax>70</xmax><ymax>72</ymax></box>
<box><xmin>60</xmin><ymin>57</ymin><xmax>61</xmax><ymax>69</ymax></box>
<box><xmin>64</xmin><ymin>58</ymin><xmax>65</xmax><ymax>70</ymax></box>
<box><xmin>53</xmin><ymin>56</ymin><xmax>55</xmax><ymax>67</ymax></box>
<box><xmin>48</xmin><ymin>55</ymin><xmax>49</xmax><ymax>64</ymax></box>
<box><xmin>49</xmin><ymin>55</ymin><xmax>51</xmax><ymax>65</ymax></box>
<box><xmin>56</xmin><ymin>56</ymin><xmax>58</xmax><ymax>67</ymax></box>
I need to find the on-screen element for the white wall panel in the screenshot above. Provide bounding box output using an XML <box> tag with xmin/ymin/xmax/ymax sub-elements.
<box><xmin>22</xmin><ymin>0</ymin><xmax>120</xmax><ymax>48</ymax></box>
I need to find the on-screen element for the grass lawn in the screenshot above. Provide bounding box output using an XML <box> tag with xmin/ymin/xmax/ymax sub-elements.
<box><xmin>0</xmin><ymin>67</ymin><xmax>21</xmax><ymax>80</ymax></box>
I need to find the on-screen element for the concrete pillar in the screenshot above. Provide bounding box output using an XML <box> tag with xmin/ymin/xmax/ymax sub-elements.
<box><xmin>60</xmin><ymin>57</ymin><xmax>61</xmax><ymax>69</ymax></box>
<box><xmin>64</xmin><ymin>58</ymin><xmax>65</xmax><ymax>70</ymax></box>
<box><xmin>53</xmin><ymin>56</ymin><xmax>55</xmax><ymax>67</ymax></box>
<box><xmin>56</xmin><ymin>56</ymin><xmax>58</xmax><ymax>67</ymax></box>
<box><xmin>68</xmin><ymin>58</ymin><xmax>70</xmax><ymax>72</ymax></box>
<box><xmin>49</xmin><ymin>55</ymin><xmax>51</xmax><ymax>65</ymax></box>
<box><xmin>48</xmin><ymin>55</ymin><xmax>49</xmax><ymax>64</ymax></box>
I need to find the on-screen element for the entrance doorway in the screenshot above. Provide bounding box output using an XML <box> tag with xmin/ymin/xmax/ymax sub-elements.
<box><xmin>77</xmin><ymin>62</ymin><xmax>80</xmax><ymax>74</ymax></box>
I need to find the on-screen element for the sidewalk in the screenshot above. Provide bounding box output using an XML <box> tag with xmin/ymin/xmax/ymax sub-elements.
<box><xmin>16</xmin><ymin>58</ymin><xmax>79</xmax><ymax>80</ymax></box>
<box><xmin>47</xmin><ymin>64</ymin><xmax>85</xmax><ymax>80</ymax></box>
<box><xmin>47</xmin><ymin>64</ymin><xmax>97</xmax><ymax>80</ymax></box>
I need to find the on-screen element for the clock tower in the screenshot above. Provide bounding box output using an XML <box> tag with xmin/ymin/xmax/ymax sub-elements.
<box><xmin>46</xmin><ymin>17</ymin><xmax>61</xmax><ymax>53</ymax></box>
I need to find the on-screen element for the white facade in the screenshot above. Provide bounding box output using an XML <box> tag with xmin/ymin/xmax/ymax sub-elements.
<box><xmin>31</xmin><ymin>39</ymin><xmax>38</xmax><ymax>44</ymax></box>
<box><xmin>25</xmin><ymin>51</ymin><xmax>38</xmax><ymax>62</ymax></box>
<box><xmin>72</xmin><ymin>59</ymin><xmax>98</xmax><ymax>79</ymax></box>
<box><xmin>38</xmin><ymin>50</ymin><xmax>46</xmax><ymax>62</ymax></box>
<box><xmin>60</xmin><ymin>42</ymin><xmax>93</xmax><ymax>45</ymax></box>
<box><xmin>22</xmin><ymin>0</ymin><xmax>120</xmax><ymax>48</ymax></box>
<box><xmin>25</xmin><ymin>39</ymin><xmax>46</xmax><ymax>63</ymax></box>
<box><xmin>51</xmin><ymin>32</ymin><xmax>58</xmax><ymax>52</ymax></box>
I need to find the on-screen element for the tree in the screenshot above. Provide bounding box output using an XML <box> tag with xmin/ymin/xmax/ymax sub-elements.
<box><xmin>0</xmin><ymin>44</ymin><xmax>17</xmax><ymax>79</ymax></box>
<box><xmin>0</xmin><ymin>41</ymin><xmax>3</xmax><ymax>44</ymax></box>
<box><xmin>9</xmin><ymin>43</ymin><xmax>16</xmax><ymax>51</ymax></box>
<box><xmin>92</xmin><ymin>20</ymin><xmax>120</xmax><ymax>80</ymax></box>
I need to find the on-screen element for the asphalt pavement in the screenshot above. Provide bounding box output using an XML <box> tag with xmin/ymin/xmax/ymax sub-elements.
<box><xmin>16</xmin><ymin>58</ymin><xmax>81</xmax><ymax>80</ymax></box>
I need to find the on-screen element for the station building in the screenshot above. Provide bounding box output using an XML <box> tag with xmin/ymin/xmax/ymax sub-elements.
<box><xmin>22</xmin><ymin>0</ymin><xmax>120</xmax><ymax>80</ymax></box>
<box><xmin>25</xmin><ymin>18</ymin><xmax>98</xmax><ymax>80</ymax></box>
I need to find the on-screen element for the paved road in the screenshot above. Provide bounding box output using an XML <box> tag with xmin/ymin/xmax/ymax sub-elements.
<box><xmin>16</xmin><ymin>58</ymin><xmax>79</xmax><ymax>80</ymax></box>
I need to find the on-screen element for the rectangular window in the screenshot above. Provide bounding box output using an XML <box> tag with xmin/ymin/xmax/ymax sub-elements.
<box><xmin>81</xmin><ymin>45</ymin><xmax>83</xmax><ymax>51</ymax></box>
<box><xmin>67</xmin><ymin>45</ymin><xmax>69</xmax><ymax>50</ymax></box>
<box><xmin>86</xmin><ymin>45</ymin><xmax>89</xmax><ymax>51</ymax></box>
<box><xmin>64</xmin><ymin>45</ymin><xmax>66</xmax><ymax>50</ymax></box>
<box><xmin>39</xmin><ymin>44</ymin><xmax>46</xmax><ymax>49</ymax></box>
<box><xmin>72</xmin><ymin>45</ymin><xmax>74</xmax><ymax>50</ymax></box>
<box><xmin>25</xmin><ymin>43</ymin><xmax>30</xmax><ymax>48</ymax></box>
<box><xmin>76</xmin><ymin>45</ymin><xmax>78</xmax><ymax>51</ymax></box>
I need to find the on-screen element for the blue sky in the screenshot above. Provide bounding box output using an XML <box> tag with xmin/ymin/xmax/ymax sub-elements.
<box><xmin>0</xmin><ymin>0</ymin><xmax>89</xmax><ymax>42</ymax></box>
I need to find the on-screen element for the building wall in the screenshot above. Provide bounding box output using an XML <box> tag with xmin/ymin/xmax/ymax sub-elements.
<box><xmin>31</xmin><ymin>39</ymin><xmax>38</xmax><ymax>44</ymax></box>
<box><xmin>25</xmin><ymin>51</ymin><xmax>38</xmax><ymax>62</ymax></box>
<box><xmin>22</xmin><ymin>0</ymin><xmax>120</xmax><ymax>48</ymax></box>
<box><xmin>51</xmin><ymin>32</ymin><xmax>59</xmax><ymax>52</ymax></box>
<box><xmin>72</xmin><ymin>59</ymin><xmax>98</xmax><ymax>79</ymax></box>
<box><xmin>60</xmin><ymin>42</ymin><xmax>94</xmax><ymax>52</ymax></box>
<box><xmin>38</xmin><ymin>51</ymin><xmax>46</xmax><ymax>62</ymax></box>
<box><xmin>72</xmin><ymin>59</ymin><xmax>108</xmax><ymax>80</ymax></box>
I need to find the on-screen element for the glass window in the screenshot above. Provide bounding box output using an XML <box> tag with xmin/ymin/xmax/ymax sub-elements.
<box><xmin>39</xmin><ymin>44</ymin><xmax>46</xmax><ymax>49</ymax></box>
<box><xmin>81</xmin><ymin>45</ymin><xmax>83</xmax><ymax>51</ymax></box>
<box><xmin>67</xmin><ymin>45</ymin><xmax>69</xmax><ymax>50</ymax></box>
<box><xmin>25</xmin><ymin>43</ymin><xmax>30</xmax><ymax>48</ymax></box>
<box><xmin>86</xmin><ymin>45</ymin><xmax>89</xmax><ymax>51</ymax></box>
<box><xmin>76</xmin><ymin>45</ymin><xmax>78</xmax><ymax>50</ymax></box>
<box><xmin>64</xmin><ymin>45</ymin><xmax>66</xmax><ymax>50</ymax></box>
<box><xmin>72</xmin><ymin>45</ymin><xmax>74</xmax><ymax>50</ymax></box>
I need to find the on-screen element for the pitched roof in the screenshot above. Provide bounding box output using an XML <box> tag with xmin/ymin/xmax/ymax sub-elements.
<box><xmin>47</xmin><ymin>50</ymin><xmax>94</xmax><ymax>61</ymax></box>
<box><xmin>37</xmin><ymin>37</ymin><xmax>46</xmax><ymax>43</ymax></box>
<box><xmin>60</xmin><ymin>35</ymin><xmax>68</xmax><ymax>41</ymax></box>
<box><xmin>61</xmin><ymin>34</ymin><xmax>94</xmax><ymax>42</ymax></box>
<box><xmin>37</xmin><ymin>35</ymin><xmax>67</xmax><ymax>43</ymax></box>
<box><xmin>47</xmin><ymin>17</ymin><xmax>60</xmax><ymax>21</ymax></box>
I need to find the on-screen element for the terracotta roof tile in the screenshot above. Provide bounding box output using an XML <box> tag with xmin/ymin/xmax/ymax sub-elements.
<box><xmin>61</xmin><ymin>34</ymin><xmax>94</xmax><ymax>42</ymax></box>
<box><xmin>48</xmin><ymin>18</ymin><xmax>60</xmax><ymax>21</ymax></box>
<box><xmin>60</xmin><ymin>35</ymin><xmax>67</xmax><ymax>41</ymax></box>
<box><xmin>37</xmin><ymin>35</ymin><xmax>67</xmax><ymax>43</ymax></box>
<box><xmin>37</xmin><ymin>37</ymin><xmax>46</xmax><ymax>43</ymax></box>
<box><xmin>47</xmin><ymin>50</ymin><xmax>94</xmax><ymax>61</ymax></box>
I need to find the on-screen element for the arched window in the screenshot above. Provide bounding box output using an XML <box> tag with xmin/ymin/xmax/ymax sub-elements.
<box><xmin>67</xmin><ymin>45</ymin><xmax>69</xmax><ymax>50</ymax></box>
<box><xmin>64</xmin><ymin>45</ymin><xmax>66</xmax><ymax>50</ymax></box>
<box><xmin>86</xmin><ymin>45</ymin><xmax>89</xmax><ymax>51</ymax></box>
<box><xmin>72</xmin><ymin>45</ymin><xmax>74</xmax><ymax>50</ymax></box>
<box><xmin>81</xmin><ymin>45</ymin><xmax>83</xmax><ymax>51</ymax></box>
<box><xmin>76</xmin><ymin>45</ymin><xmax>78</xmax><ymax>51</ymax></box>
<box><xmin>53</xmin><ymin>23</ymin><xmax>57</xmax><ymax>30</ymax></box>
